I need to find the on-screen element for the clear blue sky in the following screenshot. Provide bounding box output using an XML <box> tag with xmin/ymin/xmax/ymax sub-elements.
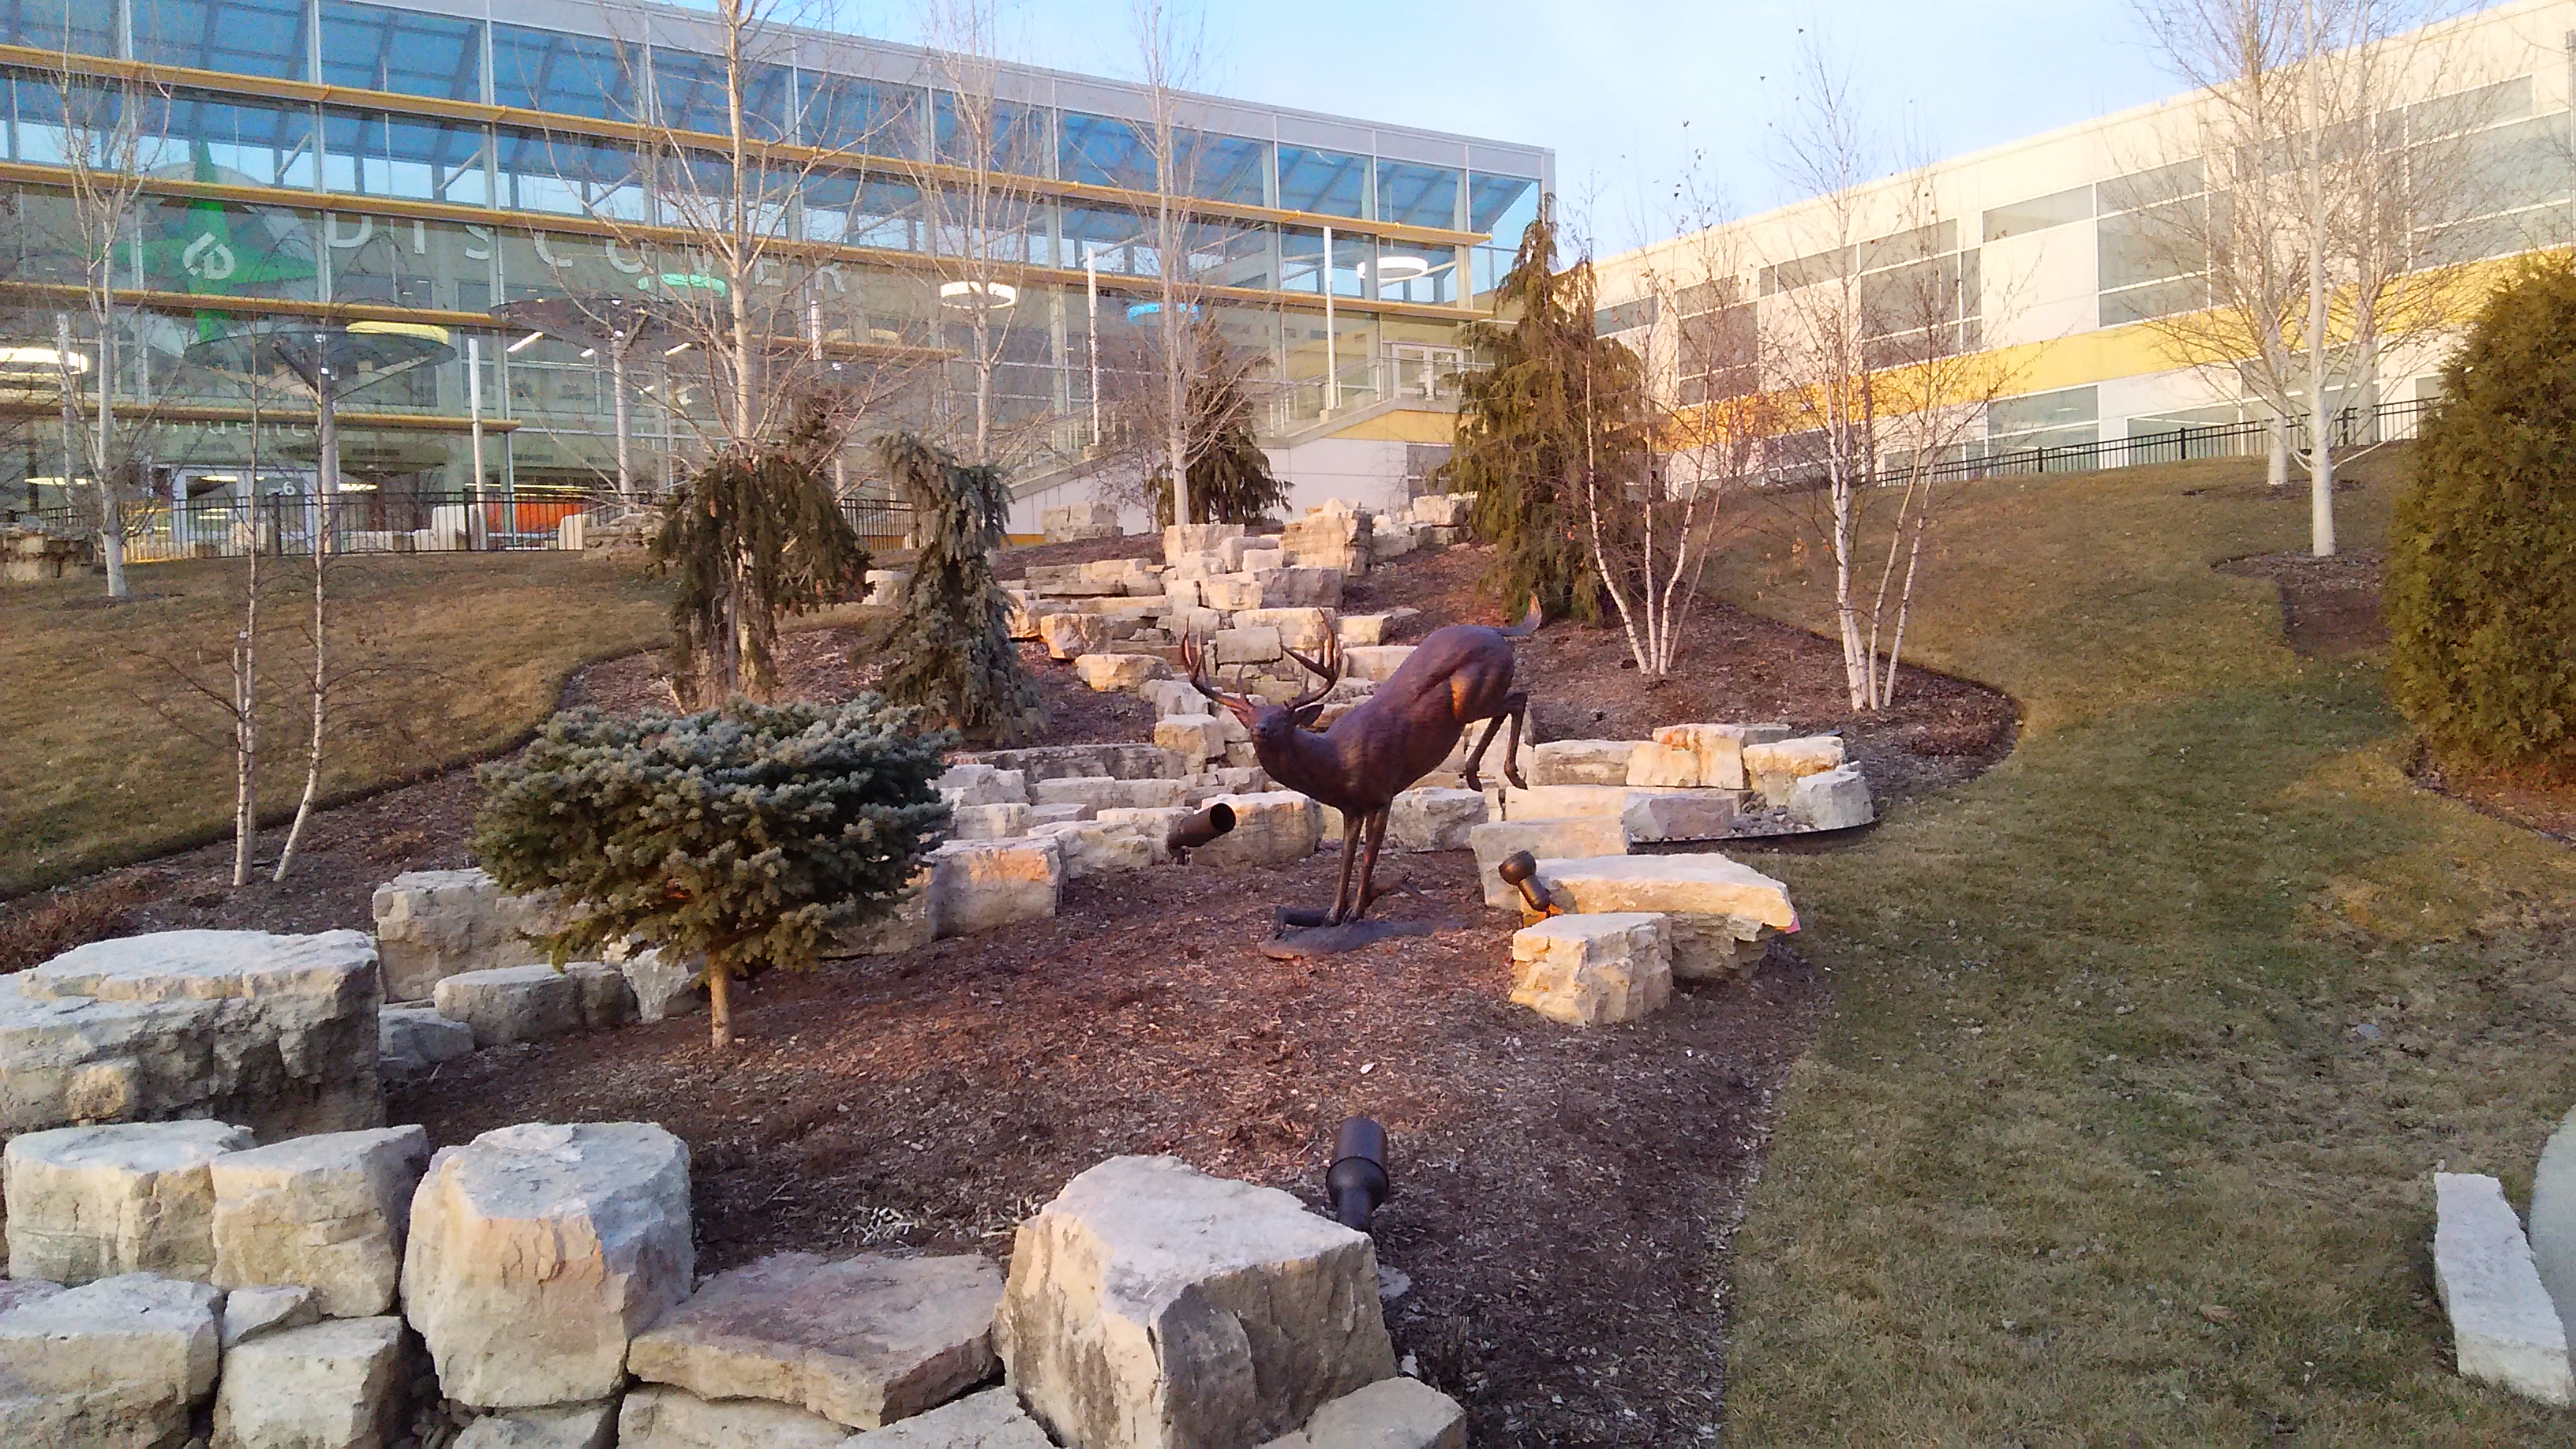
<box><xmin>871</xmin><ymin>1</ymin><xmax>2184</xmax><ymax>252</ymax></box>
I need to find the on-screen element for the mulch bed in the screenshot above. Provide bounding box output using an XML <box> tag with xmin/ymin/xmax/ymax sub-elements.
<box><xmin>0</xmin><ymin>534</ymin><xmax>2027</xmax><ymax>1442</ymax></box>
<box><xmin>390</xmin><ymin>850</ymin><xmax>1825</xmax><ymax>1446</ymax></box>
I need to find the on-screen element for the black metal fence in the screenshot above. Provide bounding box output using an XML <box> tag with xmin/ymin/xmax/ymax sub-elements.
<box><xmin>1896</xmin><ymin>395</ymin><xmax>2434</xmax><ymax>488</ymax></box>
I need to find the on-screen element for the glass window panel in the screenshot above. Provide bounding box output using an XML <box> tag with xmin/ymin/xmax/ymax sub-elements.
<box><xmin>2403</xmin><ymin>76</ymin><xmax>2533</xmax><ymax>144</ymax></box>
<box><xmin>147</xmin><ymin>92</ymin><xmax>317</xmax><ymax>189</ymax></box>
<box><xmin>1374</xmin><ymin>239</ymin><xmax>1456</xmax><ymax>304</ymax></box>
<box><xmin>801</xmin><ymin>173</ymin><xmax>923</xmax><ymax>251</ymax></box>
<box><xmin>2099</xmin><ymin>276</ymin><xmax>2206</xmax><ymax>324</ymax></box>
<box><xmin>799</xmin><ymin>74</ymin><xmax>920</xmax><ymax>158</ymax></box>
<box><xmin>2458</xmin><ymin>114</ymin><xmax>2575</xmax><ymax>219</ymax></box>
<box><xmin>1063</xmin><ymin>204</ymin><xmax>1150</xmax><ymax>275</ymax></box>
<box><xmin>2097</xmin><ymin>200</ymin><xmax>2205</xmax><ymax>293</ymax></box>
<box><xmin>2419</xmin><ymin>204</ymin><xmax>2575</xmax><ymax>267</ymax></box>
<box><xmin>135</xmin><ymin>0</ymin><xmax>311</xmax><ymax>80</ymax></box>
<box><xmin>650</xmin><ymin>49</ymin><xmax>792</xmax><ymax>140</ymax></box>
<box><xmin>492</xmin><ymin>23</ymin><xmax>637</xmax><ymax>122</ymax></box>
<box><xmin>327</xmin><ymin>214</ymin><xmax>489</xmax><ymax>309</ymax></box>
<box><xmin>134</xmin><ymin>194</ymin><xmax>322</xmax><ymax>301</ymax></box>
<box><xmin>2098</xmin><ymin>159</ymin><xmax>2203</xmax><ymax>213</ymax></box>
<box><xmin>322</xmin><ymin>109</ymin><xmax>489</xmax><ymax>204</ymax></box>
<box><xmin>1194</xmin><ymin>223</ymin><xmax>1274</xmax><ymax>291</ymax></box>
<box><xmin>320</xmin><ymin>2</ymin><xmax>482</xmax><ymax>102</ymax></box>
<box><xmin>1184</xmin><ymin>132</ymin><xmax>1267</xmax><ymax>206</ymax></box>
<box><xmin>1983</xmin><ymin>185</ymin><xmax>2092</xmax><ymax>242</ymax></box>
<box><xmin>1467</xmin><ymin>173</ymin><xmax>1538</xmax><ymax>236</ymax></box>
<box><xmin>1059</xmin><ymin>110</ymin><xmax>1153</xmax><ymax>191</ymax></box>
<box><xmin>11</xmin><ymin>79</ymin><xmax>173</xmax><ymax>170</ymax></box>
<box><xmin>1375</xmin><ymin>160</ymin><xmax>1458</xmax><ymax>230</ymax></box>
<box><xmin>0</xmin><ymin>0</ymin><xmax>115</xmax><ymax>54</ymax></box>
<box><xmin>1279</xmin><ymin>146</ymin><xmax>1368</xmax><ymax>219</ymax></box>
<box><xmin>496</xmin><ymin>126</ymin><xmax>644</xmax><ymax>220</ymax></box>
<box><xmin>1279</xmin><ymin>225</ymin><xmax>1324</xmax><ymax>294</ymax></box>
<box><xmin>934</xmin><ymin>94</ymin><xmax>1047</xmax><ymax>175</ymax></box>
<box><xmin>1327</xmin><ymin>231</ymin><xmax>1368</xmax><ymax>298</ymax></box>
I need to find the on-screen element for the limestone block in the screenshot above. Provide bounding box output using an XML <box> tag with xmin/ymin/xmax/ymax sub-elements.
<box><xmin>402</xmin><ymin>1122</ymin><xmax>694</xmax><ymax>1409</ymax></box>
<box><xmin>964</xmin><ymin>743</ymin><xmax>1178</xmax><ymax>784</ymax></box>
<box><xmin>619</xmin><ymin>948</ymin><xmax>702</xmax><ymax>1023</ymax></box>
<box><xmin>937</xmin><ymin>765</ymin><xmax>1029</xmax><ymax>808</ymax></box>
<box><xmin>1534</xmin><ymin>854</ymin><xmax>1797</xmax><ymax>980</ymax></box>
<box><xmin>1239</xmin><ymin>608</ymin><xmax>1334</xmax><ymax>654</ymax></box>
<box><xmin>1339</xmin><ymin>646</ymin><xmax>1414</xmax><ymax>683</ymax></box>
<box><xmin>0</xmin><ymin>1279</ymin><xmax>62</xmax><ymax>1316</ymax></box>
<box><xmin>1621</xmin><ymin>790</ymin><xmax>1744</xmax><ymax>843</ymax></box>
<box><xmin>1237</xmin><ymin>548</ymin><xmax>1286</xmax><ymax>574</ymax></box>
<box><xmin>1653</xmin><ymin>724</ymin><xmax>1759</xmax><ymax>791</ymax></box>
<box><xmin>995</xmin><ymin>1155</ymin><xmax>1396</xmax><ymax>1449</ymax></box>
<box><xmin>1253</xmin><ymin>567</ymin><xmax>1342</xmax><ymax>609</ymax></box>
<box><xmin>1466</xmin><ymin>819</ymin><xmax>1629</xmax><ymax>910</ymax></box>
<box><xmin>837</xmin><ymin>871</ymin><xmax>934</xmax><ymax>958</ymax></box>
<box><xmin>5</xmin><ymin>1120</ymin><xmax>254</xmax><ymax>1284</ymax></box>
<box><xmin>1163</xmin><ymin>522</ymin><xmax>1246</xmax><ymax>564</ymax></box>
<box><xmin>0</xmin><ymin>1273</ymin><xmax>222</xmax><ymax>1448</ymax></box>
<box><xmin>2434</xmin><ymin>1172</ymin><xmax>2572</xmax><ymax>1405</ymax></box>
<box><xmin>1784</xmin><ymin>765</ymin><xmax>1872</xmax><ymax>829</ymax></box>
<box><xmin>453</xmin><ymin>1402</ymin><xmax>618</xmax><ymax>1449</ymax></box>
<box><xmin>1037</xmin><ymin>613</ymin><xmax>1108</xmax><ymax>662</ymax></box>
<box><xmin>1034</xmin><ymin>822</ymin><xmax>1159</xmax><ymax>878</ymax></box>
<box><xmin>1043</xmin><ymin>503</ymin><xmax>1121</xmax><ymax>543</ymax></box>
<box><xmin>1623</xmin><ymin>741</ymin><xmax>1701</xmax><ymax>788</ymax></box>
<box><xmin>1526</xmin><ymin>740</ymin><xmax>1642</xmax><ymax>788</ymax></box>
<box><xmin>1743</xmin><ymin>735</ymin><xmax>1848</xmax><ymax>807</ymax></box>
<box><xmin>1212</xmin><ymin>626</ymin><xmax>1284</xmax><ymax>666</ymax></box>
<box><xmin>379</xmin><ymin>1005</ymin><xmax>475</xmax><ymax>1084</ymax></box>
<box><xmin>841</xmin><ymin>1387</ymin><xmax>1052</xmax><ymax>1447</ymax></box>
<box><xmin>1256</xmin><ymin>1377</ymin><xmax>1468</xmax><ymax>1449</ymax></box>
<box><xmin>1028</xmin><ymin>803</ymin><xmax>1093</xmax><ymax>828</ymax></box>
<box><xmin>1156</xmin><ymin>714</ymin><xmax>1226</xmax><ymax>772</ymax></box>
<box><xmin>1199</xmin><ymin>575</ymin><xmax>1264</xmax><ymax>612</ymax></box>
<box><xmin>615</xmin><ymin>1384</ymin><xmax>849</xmax><ymax>1449</ymax></box>
<box><xmin>1034</xmin><ymin>776</ymin><xmax>1193</xmax><ymax>812</ymax></box>
<box><xmin>212</xmin><ymin>1125</ymin><xmax>432</xmax><ymax>1318</ymax></box>
<box><xmin>1095</xmin><ymin>807</ymin><xmax>1189</xmax><ymax>864</ymax></box>
<box><xmin>1333</xmin><ymin>615</ymin><xmax>1387</xmax><ymax>648</ymax></box>
<box><xmin>1141</xmin><ymin>678</ymin><xmax>1200</xmax><ymax>718</ymax></box>
<box><xmin>2530</xmin><ymin>1106</ymin><xmax>2576</xmax><ymax>1354</ymax></box>
<box><xmin>432</xmin><ymin>966</ymin><xmax>582</xmax><ymax>1049</ymax></box>
<box><xmin>1002</xmin><ymin>592</ymin><xmax>1042</xmax><ymax>641</ymax></box>
<box><xmin>1511</xmin><ymin>914</ymin><xmax>1672</xmax><ymax>1027</ymax></box>
<box><xmin>1409</xmin><ymin>493</ymin><xmax>1473</xmax><ymax>529</ymax></box>
<box><xmin>630</xmin><ymin>1250</ymin><xmax>1002</xmax><ymax>1429</ymax></box>
<box><xmin>1368</xmin><ymin>525</ymin><xmax>1414</xmax><ymax>562</ymax></box>
<box><xmin>1497</xmin><ymin>784</ymin><xmax>1631</xmax><ymax>821</ymax></box>
<box><xmin>1172</xmin><ymin>606</ymin><xmax>1226</xmax><ymax>643</ymax></box>
<box><xmin>1279</xmin><ymin>509</ymin><xmax>1371</xmax><ymax>577</ymax></box>
<box><xmin>211</xmin><ymin>1315</ymin><xmax>406</xmax><ymax>1449</ymax></box>
<box><xmin>372</xmin><ymin>871</ymin><xmax>563</xmax><ymax>1002</ymax></box>
<box><xmin>863</xmin><ymin>570</ymin><xmax>912</xmax><ymax>608</ymax></box>
<box><xmin>221</xmin><ymin>1284</ymin><xmax>319</xmax><ymax>1346</ymax></box>
<box><xmin>927</xmin><ymin>838</ymin><xmax>1063</xmax><ymax>938</ymax></box>
<box><xmin>1387</xmin><ymin>788</ymin><xmax>1488</xmax><ymax>852</ymax></box>
<box><xmin>563</xmin><ymin>961</ymin><xmax>635</xmax><ymax>1030</ymax></box>
<box><xmin>1192</xmin><ymin>792</ymin><xmax>1321</xmax><ymax>870</ymax></box>
<box><xmin>949</xmin><ymin>803</ymin><xmax>1033</xmax><ymax>841</ymax></box>
<box><xmin>1073</xmin><ymin>653</ymin><xmax>1170</xmax><ymax>693</ymax></box>
<box><xmin>0</xmin><ymin>929</ymin><xmax>383</xmax><ymax>1140</ymax></box>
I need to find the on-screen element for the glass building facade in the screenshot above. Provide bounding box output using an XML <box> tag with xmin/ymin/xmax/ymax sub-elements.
<box><xmin>0</xmin><ymin>0</ymin><xmax>1549</xmax><ymax>515</ymax></box>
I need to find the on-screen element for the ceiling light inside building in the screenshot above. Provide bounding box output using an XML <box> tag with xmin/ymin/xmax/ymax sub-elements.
<box><xmin>938</xmin><ymin>280</ymin><xmax>1017</xmax><ymax>309</ymax></box>
<box><xmin>1374</xmin><ymin>256</ymin><xmax>1432</xmax><ymax>282</ymax></box>
<box><xmin>0</xmin><ymin>345</ymin><xmax>89</xmax><ymax>373</ymax></box>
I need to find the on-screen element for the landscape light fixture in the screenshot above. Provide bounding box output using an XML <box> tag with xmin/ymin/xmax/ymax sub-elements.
<box><xmin>507</xmin><ymin>331</ymin><xmax>544</xmax><ymax>354</ymax></box>
<box><xmin>938</xmin><ymin>279</ymin><xmax>1016</xmax><ymax>309</ymax></box>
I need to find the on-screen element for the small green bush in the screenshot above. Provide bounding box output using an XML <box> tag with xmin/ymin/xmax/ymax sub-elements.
<box><xmin>472</xmin><ymin>698</ymin><xmax>952</xmax><ymax>1045</ymax></box>
<box><xmin>2387</xmin><ymin>261</ymin><xmax>2576</xmax><ymax>781</ymax></box>
<box><xmin>874</xmin><ymin>431</ymin><xmax>1043</xmax><ymax>745</ymax></box>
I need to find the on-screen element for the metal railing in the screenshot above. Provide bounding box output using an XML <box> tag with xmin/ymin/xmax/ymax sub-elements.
<box><xmin>18</xmin><ymin>489</ymin><xmax>592</xmax><ymax>562</ymax></box>
<box><xmin>1809</xmin><ymin>395</ymin><xmax>2436</xmax><ymax>490</ymax></box>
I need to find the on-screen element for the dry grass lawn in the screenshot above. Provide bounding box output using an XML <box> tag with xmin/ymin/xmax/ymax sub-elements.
<box><xmin>2</xmin><ymin>552</ymin><xmax>670</xmax><ymax>895</ymax></box>
<box><xmin>1717</xmin><ymin>452</ymin><xmax>2576</xmax><ymax>1443</ymax></box>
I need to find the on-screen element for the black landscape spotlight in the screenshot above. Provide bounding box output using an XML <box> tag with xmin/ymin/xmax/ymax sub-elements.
<box><xmin>1496</xmin><ymin>850</ymin><xmax>1559</xmax><ymax>918</ymax></box>
<box><xmin>1166</xmin><ymin>801</ymin><xmax>1236</xmax><ymax>853</ymax></box>
<box><xmin>1327</xmin><ymin>1118</ymin><xmax>1389</xmax><ymax>1233</ymax></box>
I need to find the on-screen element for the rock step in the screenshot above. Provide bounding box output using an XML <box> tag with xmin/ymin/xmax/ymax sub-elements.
<box><xmin>2435</xmin><ymin>1172</ymin><xmax>2574</xmax><ymax>1405</ymax></box>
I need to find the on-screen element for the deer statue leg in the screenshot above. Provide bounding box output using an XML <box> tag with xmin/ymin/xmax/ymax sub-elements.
<box><xmin>1326</xmin><ymin>811</ymin><xmax>1367</xmax><ymax>925</ymax></box>
<box><xmin>1499</xmin><ymin>689</ymin><xmax>1530</xmax><ymax>788</ymax></box>
<box><xmin>1346</xmin><ymin>809</ymin><xmax>1391</xmax><ymax>923</ymax></box>
<box><xmin>1459</xmin><ymin>713</ymin><xmax>1510</xmax><ymax>793</ymax></box>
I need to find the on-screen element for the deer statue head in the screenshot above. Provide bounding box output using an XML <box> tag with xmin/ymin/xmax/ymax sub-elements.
<box><xmin>1181</xmin><ymin>632</ymin><xmax>1339</xmax><ymax>757</ymax></box>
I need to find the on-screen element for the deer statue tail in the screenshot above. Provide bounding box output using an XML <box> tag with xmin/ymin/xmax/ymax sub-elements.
<box><xmin>1500</xmin><ymin>597</ymin><xmax>1544</xmax><ymax>638</ymax></box>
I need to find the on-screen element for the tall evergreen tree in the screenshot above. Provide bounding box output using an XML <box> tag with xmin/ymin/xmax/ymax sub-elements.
<box><xmin>875</xmin><ymin>431</ymin><xmax>1043</xmax><ymax>744</ymax></box>
<box><xmin>652</xmin><ymin>400</ymin><xmax>867</xmax><ymax>707</ymax></box>
<box><xmin>1438</xmin><ymin>204</ymin><xmax>1648</xmax><ymax>622</ymax></box>
<box><xmin>1151</xmin><ymin>325</ymin><xmax>1290</xmax><ymax>527</ymax></box>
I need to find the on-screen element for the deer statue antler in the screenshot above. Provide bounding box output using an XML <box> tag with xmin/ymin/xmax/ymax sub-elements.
<box><xmin>1279</xmin><ymin>634</ymin><xmax>1341</xmax><ymax>724</ymax></box>
<box><xmin>1181</xmin><ymin>633</ymin><xmax>1255</xmax><ymax>718</ymax></box>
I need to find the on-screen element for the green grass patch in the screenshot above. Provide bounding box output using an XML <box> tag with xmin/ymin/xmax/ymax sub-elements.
<box><xmin>2</xmin><ymin>553</ymin><xmax>670</xmax><ymax>895</ymax></box>
<box><xmin>1719</xmin><ymin>455</ymin><xmax>2576</xmax><ymax>1444</ymax></box>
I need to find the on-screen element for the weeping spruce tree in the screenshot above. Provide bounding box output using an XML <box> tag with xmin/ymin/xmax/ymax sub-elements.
<box><xmin>1153</xmin><ymin>326</ymin><xmax>1290</xmax><ymax>527</ymax></box>
<box><xmin>877</xmin><ymin>431</ymin><xmax>1043</xmax><ymax>744</ymax></box>
<box><xmin>1438</xmin><ymin>201</ymin><xmax>1645</xmax><ymax>622</ymax></box>
<box><xmin>652</xmin><ymin>402</ymin><xmax>868</xmax><ymax>706</ymax></box>
<box><xmin>2387</xmin><ymin>260</ymin><xmax>2576</xmax><ymax>781</ymax></box>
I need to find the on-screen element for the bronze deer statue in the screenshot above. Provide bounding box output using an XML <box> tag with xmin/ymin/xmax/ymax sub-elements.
<box><xmin>1185</xmin><ymin>604</ymin><xmax>1539</xmax><ymax>927</ymax></box>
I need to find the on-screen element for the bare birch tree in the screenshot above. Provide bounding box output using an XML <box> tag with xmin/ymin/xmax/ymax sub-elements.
<box><xmin>2126</xmin><ymin>0</ymin><xmax>2495</xmax><ymax>556</ymax></box>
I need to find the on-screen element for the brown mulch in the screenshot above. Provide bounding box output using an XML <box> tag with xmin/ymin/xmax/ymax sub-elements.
<box><xmin>990</xmin><ymin>532</ymin><xmax>1163</xmax><ymax>581</ymax></box>
<box><xmin>2216</xmin><ymin>549</ymin><xmax>2389</xmax><ymax>657</ymax></box>
<box><xmin>390</xmin><ymin>848</ymin><xmax>1824</xmax><ymax>1446</ymax></box>
<box><xmin>1347</xmin><ymin>544</ymin><xmax>2020</xmax><ymax>806</ymax></box>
